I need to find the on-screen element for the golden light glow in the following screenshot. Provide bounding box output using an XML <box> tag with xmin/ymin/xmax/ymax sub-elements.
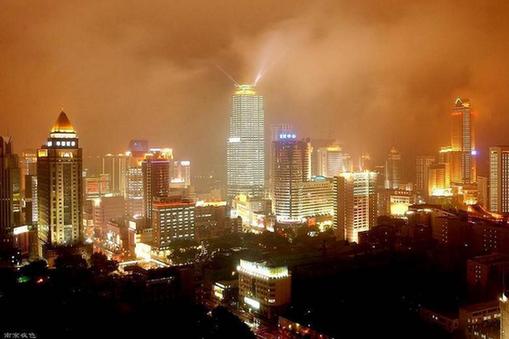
<box><xmin>234</xmin><ymin>84</ymin><xmax>256</xmax><ymax>96</ymax></box>
<box><xmin>51</xmin><ymin>111</ymin><xmax>75</xmax><ymax>133</ymax></box>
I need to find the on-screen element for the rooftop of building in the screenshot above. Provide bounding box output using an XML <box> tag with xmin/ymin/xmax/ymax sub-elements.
<box><xmin>153</xmin><ymin>199</ymin><xmax>195</xmax><ymax>208</ymax></box>
<box><xmin>234</xmin><ymin>84</ymin><xmax>256</xmax><ymax>96</ymax></box>
<box><xmin>51</xmin><ymin>111</ymin><xmax>75</xmax><ymax>133</ymax></box>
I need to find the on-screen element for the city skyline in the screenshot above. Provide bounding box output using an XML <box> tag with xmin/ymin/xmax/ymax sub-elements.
<box><xmin>4</xmin><ymin>2</ymin><xmax>509</xmax><ymax>338</ymax></box>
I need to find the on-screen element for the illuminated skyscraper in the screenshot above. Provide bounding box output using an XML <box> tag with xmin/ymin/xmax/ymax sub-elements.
<box><xmin>126</xmin><ymin>166</ymin><xmax>143</xmax><ymax>217</ymax></box>
<box><xmin>385</xmin><ymin>147</ymin><xmax>401</xmax><ymax>189</ymax></box>
<box><xmin>273</xmin><ymin>136</ymin><xmax>333</xmax><ymax>223</ymax></box>
<box><xmin>334</xmin><ymin>171</ymin><xmax>378</xmax><ymax>243</ymax></box>
<box><xmin>416</xmin><ymin>155</ymin><xmax>435</xmax><ymax>196</ymax></box>
<box><xmin>450</xmin><ymin>97</ymin><xmax>476</xmax><ymax>184</ymax></box>
<box><xmin>142</xmin><ymin>150</ymin><xmax>171</xmax><ymax>223</ymax></box>
<box><xmin>227</xmin><ymin>84</ymin><xmax>265</xmax><ymax>199</ymax></box>
<box><xmin>273</xmin><ymin>136</ymin><xmax>310</xmax><ymax>221</ymax></box>
<box><xmin>0</xmin><ymin>136</ymin><xmax>20</xmax><ymax>249</ymax></box>
<box><xmin>37</xmin><ymin>112</ymin><xmax>83</xmax><ymax>247</ymax></box>
<box><xmin>489</xmin><ymin>146</ymin><xmax>509</xmax><ymax>213</ymax></box>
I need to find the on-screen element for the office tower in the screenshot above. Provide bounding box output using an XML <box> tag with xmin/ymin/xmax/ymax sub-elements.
<box><xmin>501</xmin><ymin>293</ymin><xmax>509</xmax><ymax>339</ymax></box>
<box><xmin>124</xmin><ymin>140</ymin><xmax>151</xmax><ymax>218</ymax></box>
<box><xmin>195</xmin><ymin>201</ymin><xmax>228</xmax><ymax>240</ymax></box>
<box><xmin>101</xmin><ymin>153</ymin><xmax>128</xmax><ymax>196</ymax></box>
<box><xmin>416</xmin><ymin>155</ymin><xmax>435</xmax><ymax>196</ymax></box>
<box><xmin>126</xmin><ymin>166</ymin><xmax>143</xmax><ymax>217</ymax></box>
<box><xmin>334</xmin><ymin>171</ymin><xmax>377</xmax><ymax>243</ymax></box>
<box><xmin>385</xmin><ymin>147</ymin><xmax>401</xmax><ymax>189</ymax></box>
<box><xmin>171</xmin><ymin>160</ymin><xmax>191</xmax><ymax>188</ymax></box>
<box><xmin>428</xmin><ymin>163</ymin><xmax>450</xmax><ymax>196</ymax></box>
<box><xmin>451</xmin><ymin>97</ymin><xmax>476</xmax><ymax>184</ymax></box>
<box><xmin>152</xmin><ymin>200</ymin><xmax>195</xmax><ymax>252</ymax></box>
<box><xmin>142</xmin><ymin>151</ymin><xmax>171</xmax><ymax>223</ymax></box>
<box><xmin>477</xmin><ymin>176</ymin><xmax>488</xmax><ymax>208</ymax></box>
<box><xmin>227</xmin><ymin>84</ymin><xmax>265</xmax><ymax>199</ymax></box>
<box><xmin>273</xmin><ymin>136</ymin><xmax>333</xmax><ymax>223</ymax></box>
<box><xmin>37</xmin><ymin>111</ymin><xmax>83</xmax><ymax>246</ymax></box>
<box><xmin>238</xmin><ymin>259</ymin><xmax>291</xmax><ymax>319</ymax></box>
<box><xmin>489</xmin><ymin>146</ymin><xmax>509</xmax><ymax>213</ymax></box>
<box><xmin>0</xmin><ymin>136</ymin><xmax>21</xmax><ymax>249</ymax></box>
<box><xmin>269</xmin><ymin>124</ymin><xmax>294</xmax><ymax>200</ymax></box>
<box><xmin>273</xmin><ymin>136</ymin><xmax>310</xmax><ymax>220</ymax></box>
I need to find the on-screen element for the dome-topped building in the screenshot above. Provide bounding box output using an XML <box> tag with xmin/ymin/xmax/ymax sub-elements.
<box><xmin>37</xmin><ymin>111</ymin><xmax>82</xmax><ymax>250</ymax></box>
<box><xmin>51</xmin><ymin>111</ymin><xmax>76</xmax><ymax>134</ymax></box>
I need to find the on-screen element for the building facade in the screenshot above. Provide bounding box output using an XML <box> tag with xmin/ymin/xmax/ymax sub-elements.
<box><xmin>0</xmin><ymin>136</ymin><xmax>20</xmax><ymax>249</ymax></box>
<box><xmin>238</xmin><ymin>259</ymin><xmax>291</xmax><ymax>319</ymax></box>
<box><xmin>489</xmin><ymin>146</ymin><xmax>509</xmax><ymax>214</ymax></box>
<box><xmin>152</xmin><ymin>200</ymin><xmax>195</xmax><ymax>252</ymax></box>
<box><xmin>37</xmin><ymin>112</ymin><xmax>83</xmax><ymax>247</ymax></box>
<box><xmin>334</xmin><ymin>171</ymin><xmax>378</xmax><ymax>243</ymax></box>
<box><xmin>227</xmin><ymin>84</ymin><xmax>265</xmax><ymax>199</ymax></box>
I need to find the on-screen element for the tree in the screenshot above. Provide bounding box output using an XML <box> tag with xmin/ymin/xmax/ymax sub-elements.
<box><xmin>90</xmin><ymin>252</ymin><xmax>118</xmax><ymax>275</ymax></box>
<box><xmin>210</xmin><ymin>306</ymin><xmax>255</xmax><ymax>339</ymax></box>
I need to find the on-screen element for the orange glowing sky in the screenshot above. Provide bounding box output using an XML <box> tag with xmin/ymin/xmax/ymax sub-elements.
<box><xmin>1</xmin><ymin>0</ymin><xmax>509</xmax><ymax>177</ymax></box>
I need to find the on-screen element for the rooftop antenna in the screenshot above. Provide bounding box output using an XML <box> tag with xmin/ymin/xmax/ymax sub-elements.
<box><xmin>215</xmin><ymin>64</ymin><xmax>240</xmax><ymax>87</ymax></box>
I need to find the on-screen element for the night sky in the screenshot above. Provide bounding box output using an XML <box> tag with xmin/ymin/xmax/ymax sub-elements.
<box><xmin>1</xmin><ymin>0</ymin><xmax>509</xmax><ymax>176</ymax></box>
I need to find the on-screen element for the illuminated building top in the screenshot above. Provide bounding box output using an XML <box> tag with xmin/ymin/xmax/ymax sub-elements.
<box><xmin>238</xmin><ymin>259</ymin><xmax>289</xmax><ymax>279</ymax></box>
<box><xmin>234</xmin><ymin>84</ymin><xmax>256</xmax><ymax>96</ymax></box>
<box><xmin>454</xmin><ymin>97</ymin><xmax>470</xmax><ymax>108</ymax></box>
<box><xmin>44</xmin><ymin>111</ymin><xmax>79</xmax><ymax>148</ymax></box>
<box><xmin>51</xmin><ymin>111</ymin><xmax>76</xmax><ymax>135</ymax></box>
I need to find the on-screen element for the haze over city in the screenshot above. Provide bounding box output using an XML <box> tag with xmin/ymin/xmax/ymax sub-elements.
<box><xmin>2</xmin><ymin>1</ymin><xmax>509</xmax><ymax>175</ymax></box>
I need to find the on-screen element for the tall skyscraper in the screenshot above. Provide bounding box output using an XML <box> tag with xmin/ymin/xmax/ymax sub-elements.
<box><xmin>334</xmin><ymin>171</ymin><xmax>378</xmax><ymax>243</ymax></box>
<box><xmin>227</xmin><ymin>84</ymin><xmax>265</xmax><ymax>199</ymax></box>
<box><xmin>489</xmin><ymin>146</ymin><xmax>509</xmax><ymax>213</ymax></box>
<box><xmin>142</xmin><ymin>151</ymin><xmax>171</xmax><ymax>223</ymax></box>
<box><xmin>37</xmin><ymin>112</ymin><xmax>83</xmax><ymax>247</ymax></box>
<box><xmin>451</xmin><ymin>97</ymin><xmax>476</xmax><ymax>184</ymax></box>
<box><xmin>273</xmin><ymin>136</ymin><xmax>333</xmax><ymax>223</ymax></box>
<box><xmin>0</xmin><ymin>136</ymin><xmax>21</xmax><ymax>249</ymax></box>
<box><xmin>416</xmin><ymin>155</ymin><xmax>435</xmax><ymax>196</ymax></box>
<box><xmin>273</xmin><ymin>136</ymin><xmax>310</xmax><ymax>221</ymax></box>
<box><xmin>385</xmin><ymin>147</ymin><xmax>401</xmax><ymax>189</ymax></box>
